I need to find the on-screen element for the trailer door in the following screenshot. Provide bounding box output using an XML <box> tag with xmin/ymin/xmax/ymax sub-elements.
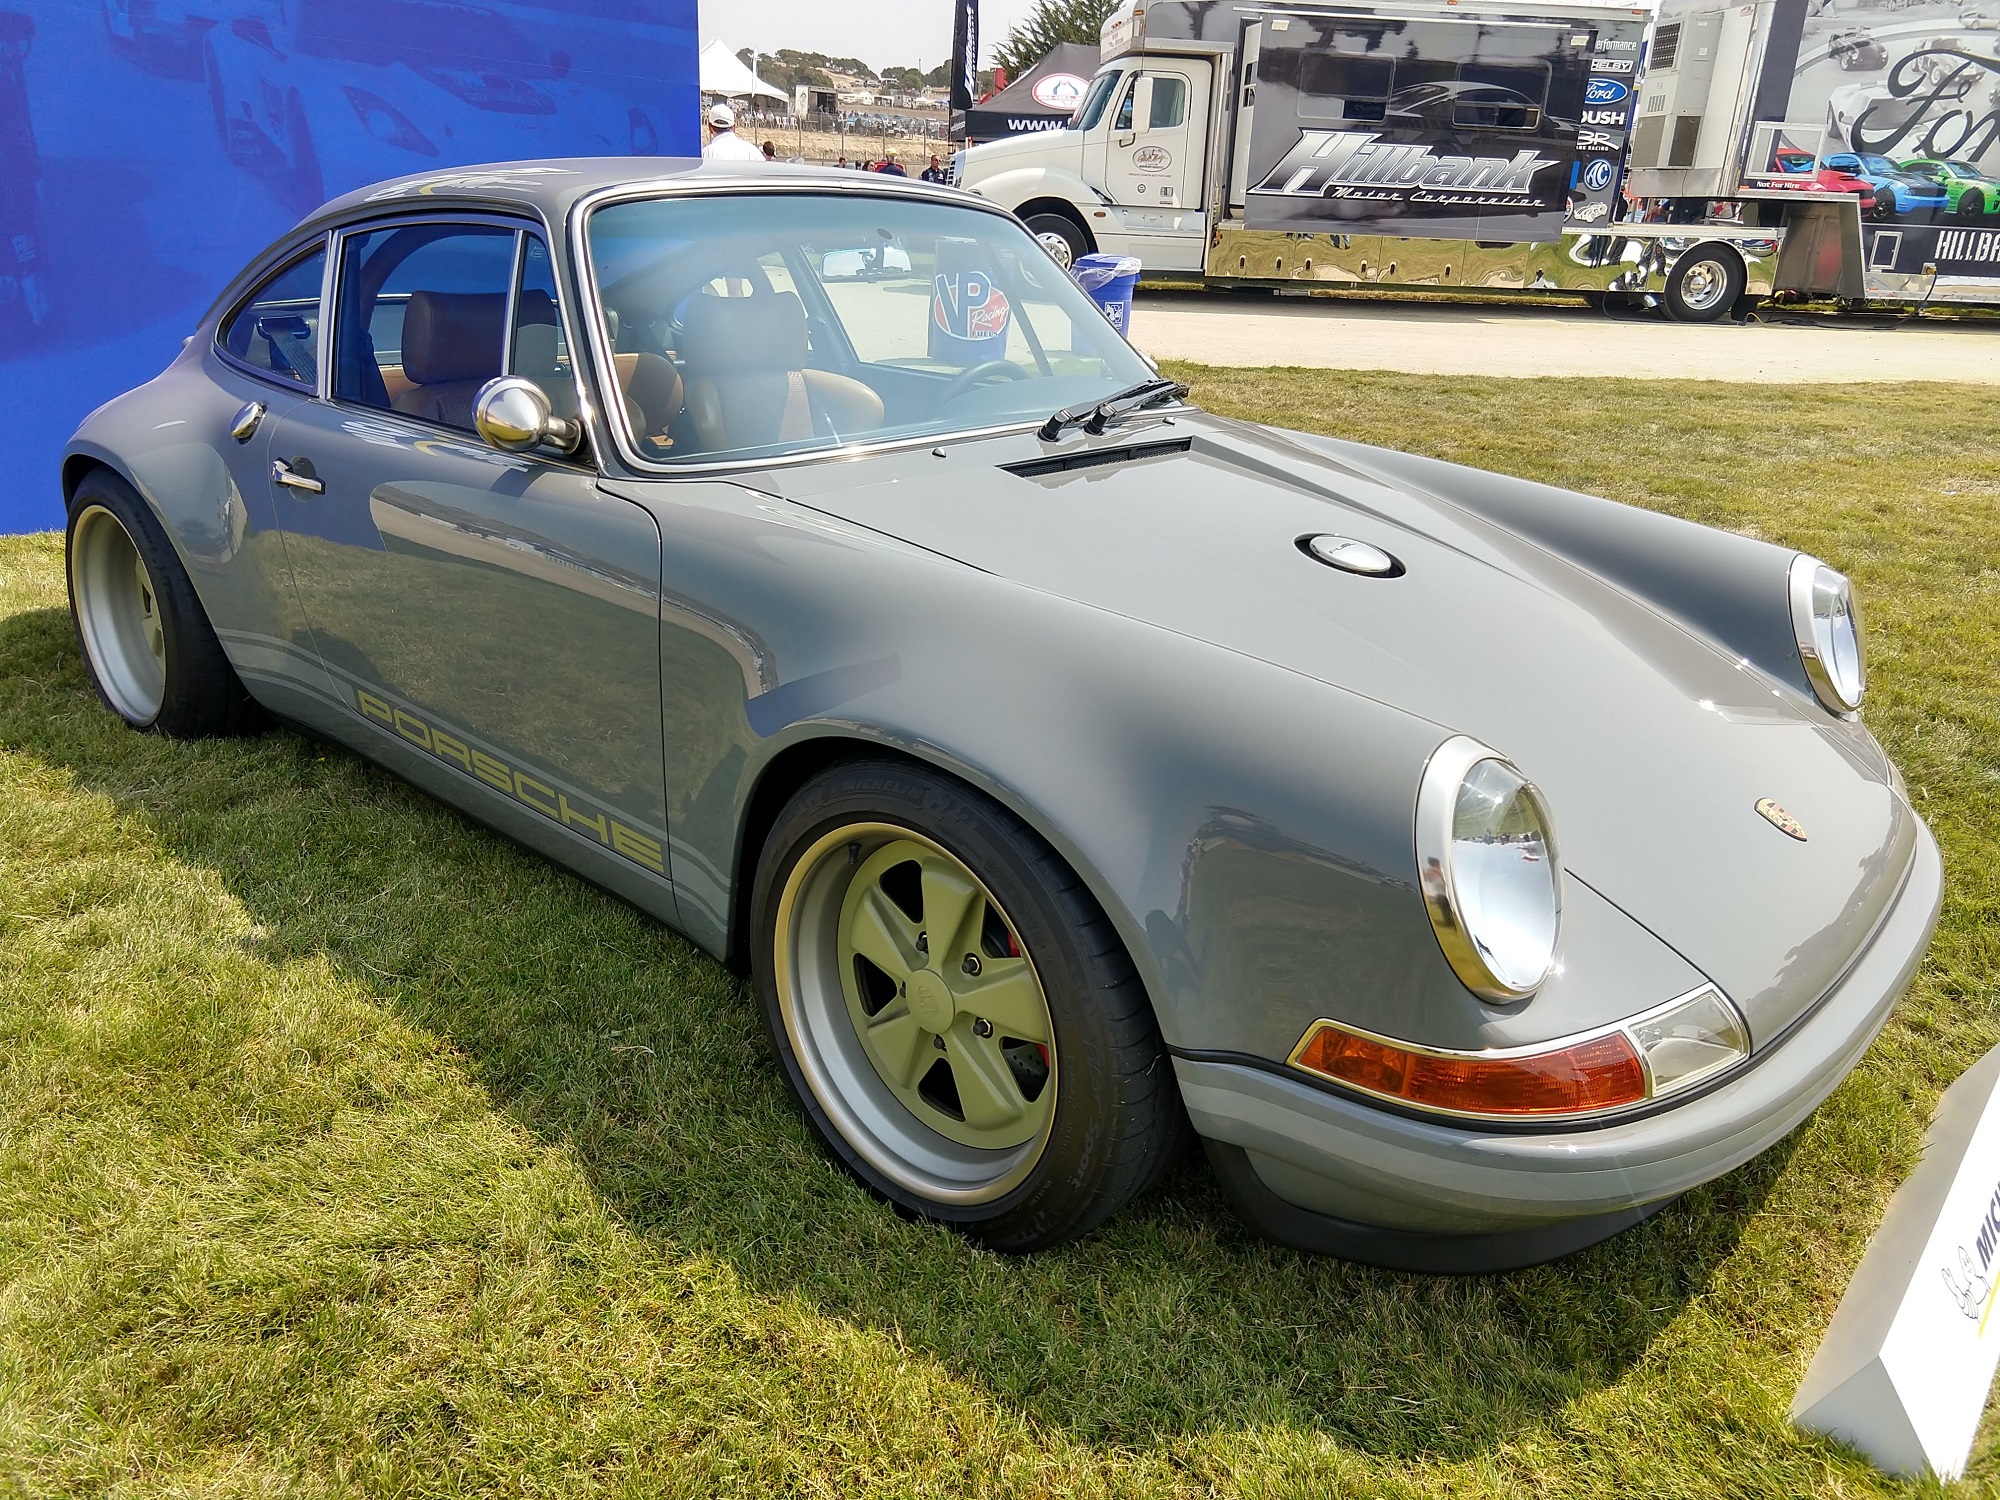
<box><xmin>1098</xmin><ymin>60</ymin><xmax>1212</xmax><ymax>215</ymax></box>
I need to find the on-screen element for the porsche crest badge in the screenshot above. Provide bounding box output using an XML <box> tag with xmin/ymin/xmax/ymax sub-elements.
<box><xmin>1755</xmin><ymin>798</ymin><xmax>1807</xmax><ymax>841</ymax></box>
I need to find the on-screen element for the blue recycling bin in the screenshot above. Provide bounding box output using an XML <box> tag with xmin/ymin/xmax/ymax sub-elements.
<box><xmin>1072</xmin><ymin>253</ymin><xmax>1142</xmax><ymax>335</ymax></box>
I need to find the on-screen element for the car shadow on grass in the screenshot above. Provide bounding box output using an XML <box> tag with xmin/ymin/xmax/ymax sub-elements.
<box><xmin>0</xmin><ymin>600</ymin><xmax>1791</xmax><ymax>1464</ymax></box>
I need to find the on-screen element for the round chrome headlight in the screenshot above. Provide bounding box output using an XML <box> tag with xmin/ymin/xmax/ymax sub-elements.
<box><xmin>1788</xmin><ymin>553</ymin><xmax>1865</xmax><ymax>714</ymax></box>
<box><xmin>1416</xmin><ymin>738</ymin><xmax>1562</xmax><ymax>1003</ymax></box>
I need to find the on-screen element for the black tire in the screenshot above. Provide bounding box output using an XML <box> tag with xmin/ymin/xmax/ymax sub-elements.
<box><xmin>1870</xmin><ymin>188</ymin><xmax>1898</xmax><ymax>221</ymax></box>
<box><xmin>1663</xmin><ymin>247</ymin><xmax>1745</xmax><ymax>323</ymax></box>
<box><xmin>1021</xmin><ymin>211</ymin><xmax>1091</xmax><ymax>271</ymax></box>
<box><xmin>751</xmin><ymin>757</ymin><xmax>1185</xmax><ymax>1251</ymax></box>
<box><xmin>65</xmin><ymin>468</ymin><xmax>264</xmax><ymax>739</ymax></box>
<box><xmin>1959</xmin><ymin>190</ymin><xmax>1987</xmax><ymax>223</ymax></box>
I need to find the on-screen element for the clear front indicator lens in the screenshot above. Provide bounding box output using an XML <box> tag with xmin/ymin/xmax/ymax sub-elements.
<box><xmin>1627</xmin><ymin>984</ymin><xmax>1750</xmax><ymax>1098</ymax></box>
<box><xmin>1290</xmin><ymin>984</ymin><xmax>1749</xmax><ymax>1122</ymax></box>
<box><xmin>1417</xmin><ymin>739</ymin><xmax>1561</xmax><ymax>1003</ymax></box>
<box><xmin>1788</xmin><ymin>553</ymin><xmax>1866</xmax><ymax>713</ymax></box>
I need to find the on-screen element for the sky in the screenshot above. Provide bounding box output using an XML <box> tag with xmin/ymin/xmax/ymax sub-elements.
<box><xmin>698</xmin><ymin>0</ymin><xmax>1049</xmax><ymax>75</ymax></box>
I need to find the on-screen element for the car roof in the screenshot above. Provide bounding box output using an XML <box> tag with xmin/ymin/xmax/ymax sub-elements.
<box><xmin>303</xmin><ymin>157</ymin><xmax>971</xmax><ymax>231</ymax></box>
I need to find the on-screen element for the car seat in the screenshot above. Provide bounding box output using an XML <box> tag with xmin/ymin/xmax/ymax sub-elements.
<box><xmin>680</xmin><ymin>290</ymin><xmax>883</xmax><ymax>454</ymax></box>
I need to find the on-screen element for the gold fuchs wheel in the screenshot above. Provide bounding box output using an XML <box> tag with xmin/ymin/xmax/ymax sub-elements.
<box><xmin>752</xmin><ymin>758</ymin><xmax>1185</xmax><ymax>1251</ymax></box>
<box><xmin>66</xmin><ymin>469</ymin><xmax>264</xmax><ymax>738</ymax></box>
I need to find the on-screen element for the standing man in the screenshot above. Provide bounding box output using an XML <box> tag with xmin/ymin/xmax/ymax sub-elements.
<box><xmin>921</xmin><ymin>153</ymin><xmax>949</xmax><ymax>184</ymax></box>
<box><xmin>878</xmin><ymin>152</ymin><xmax>907</xmax><ymax>177</ymax></box>
<box><xmin>702</xmin><ymin>103</ymin><xmax>764</xmax><ymax>162</ymax></box>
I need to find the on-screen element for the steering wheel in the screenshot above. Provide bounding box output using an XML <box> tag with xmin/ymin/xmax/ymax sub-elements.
<box><xmin>940</xmin><ymin>360</ymin><xmax>1028</xmax><ymax>404</ymax></box>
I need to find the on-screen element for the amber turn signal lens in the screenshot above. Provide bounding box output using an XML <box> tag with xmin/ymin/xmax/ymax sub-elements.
<box><xmin>1293</xmin><ymin>1023</ymin><xmax>1648</xmax><ymax>1118</ymax></box>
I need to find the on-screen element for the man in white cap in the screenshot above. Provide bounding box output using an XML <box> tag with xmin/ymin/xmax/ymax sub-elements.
<box><xmin>703</xmin><ymin>103</ymin><xmax>765</xmax><ymax>162</ymax></box>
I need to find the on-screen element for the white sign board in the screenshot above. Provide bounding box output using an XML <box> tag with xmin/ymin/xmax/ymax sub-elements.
<box><xmin>1793</xmin><ymin>1045</ymin><xmax>2000</xmax><ymax>1479</ymax></box>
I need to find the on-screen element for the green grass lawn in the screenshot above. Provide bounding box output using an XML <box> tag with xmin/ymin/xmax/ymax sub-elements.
<box><xmin>2</xmin><ymin>368</ymin><xmax>1997</xmax><ymax>1498</ymax></box>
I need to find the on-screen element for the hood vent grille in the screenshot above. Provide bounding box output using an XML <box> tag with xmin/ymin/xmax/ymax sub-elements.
<box><xmin>1004</xmin><ymin>437</ymin><xmax>1192</xmax><ymax>481</ymax></box>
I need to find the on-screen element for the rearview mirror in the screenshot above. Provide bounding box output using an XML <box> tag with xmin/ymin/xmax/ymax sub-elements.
<box><xmin>474</xmin><ymin>377</ymin><xmax>582</xmax><ymax>455</ymax></box>
<box><xmin>1131</xmin><ymin>75</ymin><xmax>1155</xmax><ymax>134</ymax></box>
<box><xmin>819</xmin><ymin>244</ymin><xmax>914</xmax><ymax>280</ymax></box>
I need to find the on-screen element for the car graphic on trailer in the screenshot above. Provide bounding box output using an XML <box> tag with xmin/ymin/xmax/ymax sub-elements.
<box><xmin>1897</xmin><ymin>156</ymin><xmax>2000</xmax><ymax>219</ymax></box>
<box><xmin>57</xmin><ymin>159</ymin><xmax>1942</xmax><ymax>1271</ymax></box>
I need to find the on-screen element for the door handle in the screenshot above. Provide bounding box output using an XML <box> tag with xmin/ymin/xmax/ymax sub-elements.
<box><xmin>271</xmin><ymin>459</ymin><xmax>324</xmax><ymax>494</ymax></box>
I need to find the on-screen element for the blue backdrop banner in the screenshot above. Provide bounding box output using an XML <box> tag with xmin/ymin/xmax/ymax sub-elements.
<box><xmin>0</xmin><ymin>0</ymin><xmax>698</xmax><ymax>534</ymax></box>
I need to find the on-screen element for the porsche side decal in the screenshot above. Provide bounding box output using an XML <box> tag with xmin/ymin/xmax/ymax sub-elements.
<box><xmin>354</xmin><ymin>687</ymin><xmax>667</xmax><ymax>875</ymax></box>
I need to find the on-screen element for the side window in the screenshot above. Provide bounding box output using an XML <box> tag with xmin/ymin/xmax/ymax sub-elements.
<box><xmin>1149</xmin><ymin>75</ymin><xmax>1188</xmax><ymax>129</ymax></box>
<box><xmin>332</xmin><ymin>223</ymin><xmax>517</xmax><ymax>431</ymax></box>
<box><xmin>1454</xmin><ymin>63</ymin><xmax>1548</xmax><ymax>130</ymax></box>
<box><xmin>219</xmin><ymin>248</ymin><xmax>326</xmax><ymax>390</ymax></box>
<box><xmin>1299</xmin><ymin>53</ymin><xmax>1396</xmax><ymax>122</ymax></box>
<box><xmin>1113</xmin><ymin>76</ymin><xmax>1137</xmax><ymax>131</ymax></box>
<box><xmin>511</xmin><ymin>236</ymin><xmax>578</xmax><ymax>421</ymax></box>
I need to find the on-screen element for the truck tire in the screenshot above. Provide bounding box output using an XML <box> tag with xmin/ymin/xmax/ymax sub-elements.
<box><xmin>1022</xmin><ymin>212</ymin><xmax>1090</xmax><ymax>270</ymax></box>
<box><xmin>1663</xmin><ymin>247</ymin><xmax>1744</xmax><ymax>323</ymax></box>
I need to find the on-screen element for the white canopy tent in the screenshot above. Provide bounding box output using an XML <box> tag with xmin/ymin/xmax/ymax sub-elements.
<box><xmin>700</xmin><ymin>41</ymin><xmax>788</xmax><ymax>104</ymax></box>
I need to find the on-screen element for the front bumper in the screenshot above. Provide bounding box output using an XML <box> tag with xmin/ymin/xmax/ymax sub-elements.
<box><xmin>1178</xmin><ymin>818</ymin><xmax>1943</xmax><ymax>1271</ymax></box>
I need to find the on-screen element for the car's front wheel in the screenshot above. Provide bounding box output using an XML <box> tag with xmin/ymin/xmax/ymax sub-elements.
<box><xmin>752</xmin><ymin>758</ymin><xmax>1183</xmax><ymax>1250</ymax></box>
<box><xmin>1959</xmin><ymin>189</ymin><xmax>1988</xmax><ymax>222</ymax></box>
<box><xmin>1871</xmin><ymin>187</ymin><xmax>1899</xmax><ymax>220</ymax></box>
<box><xmin>66</xmin><ymin>469</ymin><xmax>264</xmax><ymax>738</ymax></box>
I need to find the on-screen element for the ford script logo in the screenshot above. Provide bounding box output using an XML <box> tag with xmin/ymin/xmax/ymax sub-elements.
<box><xmin>1585</xmin><ymin>77</ymin><xmax>1630</xmax><ymax>105</ymax></box>
<box><xmin>1581</xmin><ymin>158</ymin><xmax>1615</xmax><ymax>191</ymax></box>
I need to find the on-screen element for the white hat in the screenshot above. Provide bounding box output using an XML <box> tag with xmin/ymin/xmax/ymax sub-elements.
<box><xmin>708</xmin><ymin>102</ymin><xmax>735</xmax><ymax>129</ymax></box>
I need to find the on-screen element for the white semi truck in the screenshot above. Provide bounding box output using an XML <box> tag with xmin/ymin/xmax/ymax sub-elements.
<box><xmin>956</xmin><ymin>0</ymin><xmax>2000</xmax><ymax>318</ymax></box>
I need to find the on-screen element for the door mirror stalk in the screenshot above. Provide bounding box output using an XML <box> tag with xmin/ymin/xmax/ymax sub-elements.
<box><xmin>474</xmin><ymin>377</ymin><xmax>582</xmax><ymax>456</ymax></box>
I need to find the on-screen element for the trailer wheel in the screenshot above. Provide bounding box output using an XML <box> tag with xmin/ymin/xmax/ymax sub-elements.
<box><xmin>1022</xmin><ymin>212</ymin><xmax>1090</xmax><ymax>270</ymax></box>
<box><xmin>1663</xmin><ymin>247</ymin><xmax>1743</xmax><ymax>323</ymax></box>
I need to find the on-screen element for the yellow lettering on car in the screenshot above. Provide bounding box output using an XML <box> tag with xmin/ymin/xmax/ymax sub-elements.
<box><xmin>559</xmin><ymin>794</ymin><xmax>610</xmax><ymax>845</ymax></box>
<box><xmin>611</xmin><ymin>823</ymin><xmax>667</xmax><ymax>874</ymax></box>
<box><xmin>351</xmin><ymin>686</ymin><xmax>668</xmax><ymax>880</ymax></box>
<box><xmin>513</xmin><ymin>770</ymin><xmax>560</xmax><ymax>817</ymax></box>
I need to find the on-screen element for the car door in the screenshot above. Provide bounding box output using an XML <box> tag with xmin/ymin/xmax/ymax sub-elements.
<box><xmin>1099</xmin><ymin>62</ymin><xmax>1209</xmax><ymax>215</ymax></box>
<box><xmin>267</xmin><ymin>214</ymin><xmax>673</xmax><ymax>907</ymax></box>
<box><xmin>193</xmin><ymin>238</ymin><xmax>335</xmax><ymax>722</ymax></box>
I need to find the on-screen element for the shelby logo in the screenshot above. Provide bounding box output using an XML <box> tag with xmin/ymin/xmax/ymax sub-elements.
<box><xmin>1251</xmin><ymin>130</ymin><xmax>1558</xmax><ymax>206</ymax></box>
<box><xmin>1936</xmin><ymin>226</ymin><xmax>2000</xmax><ymax>268</ymax></box>
<box><xmin>1592</xmin><ymin>58</ymin><xmax>1635</xmax><ymax>73</ymax></box>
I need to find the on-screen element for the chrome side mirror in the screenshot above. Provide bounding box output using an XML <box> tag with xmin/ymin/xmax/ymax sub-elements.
<box><xmin>474</xmin><ymin>377</ymin><xmax>582</xmax><ymax>455</ymax></box>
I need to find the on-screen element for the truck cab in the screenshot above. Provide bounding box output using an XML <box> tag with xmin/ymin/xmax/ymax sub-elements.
<box><xmin>958</xmin><ymin>25</ymin><xmax>1215</xmax><ymax>270</ymax></box>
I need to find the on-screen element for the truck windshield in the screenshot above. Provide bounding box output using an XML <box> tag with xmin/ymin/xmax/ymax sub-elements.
<box><xmin>585</xmin><ymin>190</ymin><xmax>1159</xmax><ymax>467</ymax></box>
<box><xmin>1074</xmin><ymin>70</ymin><xmax>1123</xmax><ymax>130</ymax></box>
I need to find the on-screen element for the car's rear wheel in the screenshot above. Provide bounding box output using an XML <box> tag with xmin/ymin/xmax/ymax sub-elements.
<box><xmin>752</xmin><ymin>758</ymin><xmax>1183</xmax><ymax>1250</ymax></box>
<box><xmin>66</xmin><ymin>470</ymin><xmax>263</xmax><ymax>738</ymax></box>
<box><xmin>1022</xmin><ymin>211</ymin><xmax>1090</xmax><ymax>270</ymax></box>
<box><xmin>1663</xmin><ymin>247</ymin><xmax>1744</xmax><ymax>323</ymax></box>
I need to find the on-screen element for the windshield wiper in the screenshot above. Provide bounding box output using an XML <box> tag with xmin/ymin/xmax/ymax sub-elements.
<box><xmin>1038</xmin><ymin>377</ymin><xmax>1189</xmax><ymax>441</ymax></box>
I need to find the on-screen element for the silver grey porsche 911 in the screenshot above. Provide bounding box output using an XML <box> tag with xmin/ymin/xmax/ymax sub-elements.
<box><xmin>61</xmin><ymin>160</ymin><xmax>1940</xmax><ymax>1272</ymax></box>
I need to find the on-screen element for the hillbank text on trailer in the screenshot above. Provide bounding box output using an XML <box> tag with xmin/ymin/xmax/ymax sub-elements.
<box><xmin>956</xmin><ymin>0</ymin><xmax>2000</xmax><ymax>318</ymax></box>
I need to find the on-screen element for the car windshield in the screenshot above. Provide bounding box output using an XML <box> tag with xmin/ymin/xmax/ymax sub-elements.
<box><xmin>1948</xmin><ymin>159</ymin><xmax>1986</xmax><ymax>176</ymax></box>
<box><xmin>1858</xmin><ymin>155</ymin><xmax>1900</xmax><ymax>174</ymax></box>
<box><xmin>584</xmin><ymin>190</ymin><xmax>1158</xmax><ymax>466</ymax></box>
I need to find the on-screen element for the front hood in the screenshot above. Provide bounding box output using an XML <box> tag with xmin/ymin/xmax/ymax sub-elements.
<box><xmin>768</xmin><ymin>416</ymin><xmax>1914</xmax><ymax>1044</ymax></box>
<box><xmin>960</xmin><ymin>127</ymin><xmax>1082</xmax><ymax>180</ymax></box>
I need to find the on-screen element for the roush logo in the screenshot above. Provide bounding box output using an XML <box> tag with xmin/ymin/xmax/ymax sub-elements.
<box><xmin>1250</xmin><ymin>130</ymin><xmax>1559</xmax><ymax>206</ymax></box>
<box><xmin>1585</xmin><ymin>77</ymin><xmax>1630</xmax><ymax>105</ymax></box>
<box><xmin>1582</xmin><ymin>108</ymin><xmax>1626</xmax><ymax>126</ymax></box>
